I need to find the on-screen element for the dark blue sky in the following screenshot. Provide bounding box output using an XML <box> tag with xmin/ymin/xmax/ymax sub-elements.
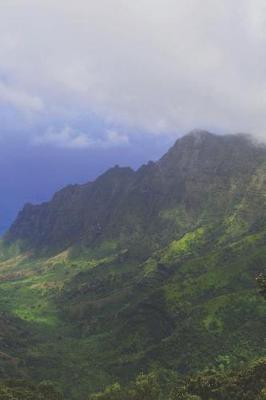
<box><xmin>0</xmin><ymin>133</ymin><xmax>172</xmax><ymax>234</ymax></box>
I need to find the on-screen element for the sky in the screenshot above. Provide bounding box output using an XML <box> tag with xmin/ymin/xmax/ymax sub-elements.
<box><xmin>1</xmin><ymin>0</ymin><xmax>266</xmax><ymax>232</ymax></box>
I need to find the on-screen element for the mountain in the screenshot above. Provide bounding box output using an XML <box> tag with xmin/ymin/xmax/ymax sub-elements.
<box><xmin>0</xmin><ymin>130</ymin><xmax>265</xmax><ymax>400</ymax></box>
<box><xmin>5</xmin><ymin>130</ymin><xmax>266</xmax><ymax>254</ymax></box>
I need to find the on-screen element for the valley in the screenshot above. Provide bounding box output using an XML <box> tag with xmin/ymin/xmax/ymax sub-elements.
<box><xmin>0</xmin><ymin>131</ymin><xmax>265</xmax><ymax>399</ymax></box>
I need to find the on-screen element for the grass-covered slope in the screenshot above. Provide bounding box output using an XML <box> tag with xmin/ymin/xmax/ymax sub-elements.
<box><xmin>0</xmin><ymin>225</ymin><xmax>265</xmax><ymax>399</ymax></box>
<box><xmin>0</xmin><ymin>131</ymin><xmax>265</xmax><ymax>399</ymax></box>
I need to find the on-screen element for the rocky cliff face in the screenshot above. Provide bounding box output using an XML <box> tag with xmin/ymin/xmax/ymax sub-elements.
<box><xmin>5</xmin><ymin>131</ymin><xmax>266</xmax><ymax>253</ymax></box>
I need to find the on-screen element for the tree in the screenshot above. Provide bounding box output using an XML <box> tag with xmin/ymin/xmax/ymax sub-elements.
<box><xmin>256</xmin><ymin>273</ymin><xmax>266</xmax><ymax>298</ymax></box>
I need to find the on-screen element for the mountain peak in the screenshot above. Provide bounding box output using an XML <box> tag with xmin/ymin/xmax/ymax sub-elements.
<box><xmin>178</xmin><ymin>129</ymin><xmax>218</xmax><ymax>147</ymax></box>
<box><xmin>186</xmin><ymin>129</ymin><xmax>214</xmax><ymax>138</ymax></box>
<box><xmin>4</xmin><ymin>131</ymin><xmax>266</xmax><ymax>253</ymax></box>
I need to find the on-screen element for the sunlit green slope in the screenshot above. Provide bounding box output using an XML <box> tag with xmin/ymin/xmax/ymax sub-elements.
<box><xmin>0</xmin><ymin>131</ymin><xmax>265</xmax><ymax>399</ymax></box>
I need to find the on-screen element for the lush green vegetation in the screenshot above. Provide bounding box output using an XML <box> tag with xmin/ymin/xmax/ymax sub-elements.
<box><xmin>89</xmin><ymin>357</ymin><xmax>266</xmax><ymax>400</ymax></box>
<box><xmin>257</xmin><ymin>273</ymin><xmax>266</xmax><ymax>298</ymax></box>
<box><xmin>0</xmin><ymin>132</ymin><xmax>265</xmax><ymax>399</ymax></box>
<box><xmin>0</xmin><ymin>223</ymin><xmax>265</xmax><ymax>399</ymax></box>
<box><xmin>0</xmin><ymin>380</ymin><xmax>62</xmax><ymax>400</ymax></box>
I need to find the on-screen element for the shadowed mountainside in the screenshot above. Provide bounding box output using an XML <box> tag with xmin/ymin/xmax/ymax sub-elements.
<box><xmin>5</xmin><ymin>131</ymin><xmax>266</xmax><ymax>255</ymax></box>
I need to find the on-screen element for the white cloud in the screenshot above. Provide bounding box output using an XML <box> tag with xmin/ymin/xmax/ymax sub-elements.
<box><xmin>34</xmin><ymin>126</ymin><xmax>92</xmax><ymax>149</ymax></box>
<box><xmin>0</xmin><ymin>81</ymin><xmax>43</xmax><ymax>113</ymax></box>
<box><xmin>0</xmin><ymin>0</ymin><xmax>266</xmax><ymax>141</ymax></box>
<box><xmin>106</xmin><ymin>130</ymin><xmax>129</xmax><ymax>146</ymax></box>
<box><xmin>33</xmin><ymin>126</ymin><xmax>129</xmax><ymax>149</ymax></box>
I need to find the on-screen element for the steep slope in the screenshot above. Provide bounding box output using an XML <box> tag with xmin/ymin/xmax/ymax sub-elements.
<box><xmin>0</xmin><ymin>130</ymin><xmax>265</xmax><ymax>399</ymax></box>
<box><xmin>5</xmin><ymin>131</ymin><xmax>266</xmax><ymax>255</ymax></box>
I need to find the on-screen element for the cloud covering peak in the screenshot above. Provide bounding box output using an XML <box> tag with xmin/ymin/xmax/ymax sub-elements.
<box><xmin>1</xmin><ymin>0</ymin><xmax>266</xmax><ymax>143</ymax></box>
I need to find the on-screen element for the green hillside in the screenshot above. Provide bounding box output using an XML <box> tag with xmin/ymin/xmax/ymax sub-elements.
<box><xmin>0</xmin><ymin>131</ymin><xmax>265</xmax><ymax>399</ymax></box>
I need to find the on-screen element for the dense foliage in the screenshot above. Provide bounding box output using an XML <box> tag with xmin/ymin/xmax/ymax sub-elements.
<box><xmin>0</xmin><ymin>132</ymin><xmax>265</xmax><ymax>399</ymax></box>
<box><xmin>257</xmin><ymin>273</ymin><xmax>266</xmax><ymax>298</ymax></box>
<box><xmin>0</xmin><ymin>380</ymin><xmax>62</xmax><ymax>400</ymax></box>
<box><xmin>89</xmin><ymin>358</ymin><xmax>266</xmax><ymax>400</ymax></box>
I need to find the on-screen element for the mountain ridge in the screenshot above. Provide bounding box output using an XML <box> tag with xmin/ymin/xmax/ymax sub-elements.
<box><xmin>4</xmin><ymin>130</ymin><xmax>266</xmax><ymax>255</ymax></box>
<box><xmin>0</xmin><ymin>129</ymin><xmax>265</xmax><ymax>399</ymax></box>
